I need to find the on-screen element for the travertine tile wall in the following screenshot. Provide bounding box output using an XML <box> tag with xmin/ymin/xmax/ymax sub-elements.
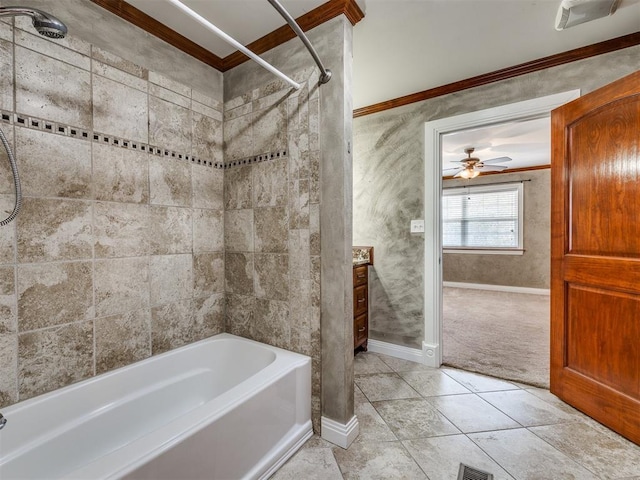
<box><xmin>223</xmin><ymin>68</ymin><xmax>322</xmax><ymax>429</ymax></box>
<box><xmin>0</xmin><ymin>19</ymin><xmax>224</xmax><ymax>407</ymax></box>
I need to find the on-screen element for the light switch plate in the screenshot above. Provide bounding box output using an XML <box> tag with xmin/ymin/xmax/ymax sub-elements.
<box><xmin>410</xmin><ymin>219</ymin><xmax>425</xmax><ymax>233</ymax></box>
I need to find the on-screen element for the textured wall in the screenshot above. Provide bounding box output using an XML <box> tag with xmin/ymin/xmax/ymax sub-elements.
<box><xmin>0</xmin><ymin>18</ymin><xmax>224</xmax><ymax>407</ymax></box>
<box><xmin>224</xmin><ymin>17</ymin><xmax>354</xmax><ymax>429</ymax></box>
<box><xmin>353</xmin><ymin>45</ymin><xmax>640</xmax><ymax>350</ymax></box>
<box><xmin>443</xmin><ymin>169</ymin><xmax>551</xmax><ymax>288</ymax></box>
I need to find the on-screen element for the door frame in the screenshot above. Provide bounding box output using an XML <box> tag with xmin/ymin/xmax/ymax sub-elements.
<box><xmin>422</xmin><ymin>90</ymin><xmax>580</xmax><ymax>368</ymax></box>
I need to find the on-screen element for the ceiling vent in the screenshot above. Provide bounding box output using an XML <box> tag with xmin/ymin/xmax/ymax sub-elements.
<box><xmin>555</xmin><ymin>0</ymin><xmax>619</xmax><ymax>30</ymax></box>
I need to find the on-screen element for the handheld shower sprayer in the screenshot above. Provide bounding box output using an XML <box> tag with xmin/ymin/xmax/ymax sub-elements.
<box><xmin>0</xmin><ymin>6</ymin><xmax>67</xmax><ymax>226</ymax></box>
<box><xmin>0</xmin><ymin>6</ymin><xmax>67</xmax><ymax>38</ymax></box>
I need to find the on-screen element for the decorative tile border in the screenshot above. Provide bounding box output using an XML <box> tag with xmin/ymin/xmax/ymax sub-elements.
<box><xmin>1</xmin><ymin>109</ymin><xmax>288</xmax><ymax>171</ymax></box>
<box><xmin>0</xmin><ymin>109</ymin><xmax>223</xmax><ymax>169</ymax></box>
<box><xmin>223</xmin><ymin>150</ymin><xmax>288</xmax><ymax>169</ymax></box>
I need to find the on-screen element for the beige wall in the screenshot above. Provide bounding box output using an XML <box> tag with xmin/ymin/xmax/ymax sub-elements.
<box><xmin>443</xmin><ymin>168</ymin><xmax>551</xmax><ymax>289</ymax></box>
<box><xmin>0</xmin><ymin>16</ymin><xmax>224</xmax><ymax>407</ymax></box>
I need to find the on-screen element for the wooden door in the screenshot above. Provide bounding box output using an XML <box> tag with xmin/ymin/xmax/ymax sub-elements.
<box><xmin>551</xmin><ymin>70</ymin><xmax>640</xmax><ymax>444</ymax></box>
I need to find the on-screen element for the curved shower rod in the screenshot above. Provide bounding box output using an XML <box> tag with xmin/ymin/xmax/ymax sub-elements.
<box><xmin>167</xmin><ymin>0</ymin><xmax>301</xmax><ymax>89</ymax></box>
<box><xmin>167</xmin><ymin>0</ymin><xmax>331</xmax><ymax>89</ymax></box>
<box><xmin>267</xmin><ymin>0</ymin><xmax>332</xmax><ymax>84</ymax></box>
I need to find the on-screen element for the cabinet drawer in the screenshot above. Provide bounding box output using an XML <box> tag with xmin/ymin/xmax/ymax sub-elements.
<box><xmin>354</xmin><ymin>284</ymin><xmax>368</xmax><ymax>316</ymax></box>
<box><xmin>354</xmin><ymin>313</ymin><xmax>368</xmax><ymax>347</ymax></box>
<box><xmin>353</xmin><ymin>265</ymin><xmax>368</xmax><ymax>287</ymax></box>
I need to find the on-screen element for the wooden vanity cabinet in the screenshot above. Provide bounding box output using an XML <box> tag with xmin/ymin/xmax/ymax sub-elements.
<box><xmin>353</xmin><ymin>264</ymin><xmax>368</xmax><ymax>351</ymax></box>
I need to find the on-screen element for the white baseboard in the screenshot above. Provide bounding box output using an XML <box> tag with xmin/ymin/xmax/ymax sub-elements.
<box><xmin>421</xmin><ymin>341</ymin><xmax>440</xmax><ymax>368</ymax></box>
<box><xmin>321</xmin><ymin>415</ymin><xmax>359</xmax><ymax>449</ymax></box>
<box><xmin>443</xmin><ymin>281</ymin><xmax>550</xmax><ymax>296</ymax></box>
<box><xmin>367</xmin><ymin>339</ymin><xmax>425</xmax><ymax>363</ymax></box>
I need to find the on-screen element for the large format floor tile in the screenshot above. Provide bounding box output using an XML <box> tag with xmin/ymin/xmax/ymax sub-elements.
<box><xmin>377</xmin><ymin>355</ymin><xmax>434</xmax><ymax>373</ymax></box>
<box><xmin>427</xmin><ymin>393</ymin><xmax>520</xmax><ymax>433</ymax></box>
<box><xmin>372</xmin><ymin>398</ymin><xmax>460</xmax><ymax>439</ymax></box>
<box><xmin>354</xmin><ymin>353</ymin><xmax>393</xmax><ymax>375</ymax></box>
<box><xmin>274</xmin><ymin>360</ymin><xmax>640</xmax><ymax>480</ymax></box>
<box><xmin>332</xmin><ymin>441</ymin><xmax>426</xmax><ymax>480</ymax></box>
<box><xmin>355</xmin><ymin>373</ymin><xmax>420</xmax><ymax>402</ymax></box>
<box><xmin>469</xmin><ymin>428</ymin><xmax>599</xmax><ymax>480</ymax></box>
<box><xmin>272</xmin><ymin>447</ymin><xmax>343</xmax><ymax>480</ymax></box>
<box><xmin>479</xmin><ymin>389</ymin><xmax>578</xmax><ymax>426</ymax></box>
<box><xmin>354</xmin><ymin>400</ymin><xmax>398</xmax><ymax>443</ymax></box>
<box><xmin>529</xmin><ymin>422</ymin><xmax>640</xmax><ymax>479</ymax></box>
<box><xmin>403</xmin><ymin>435</ymin><xmax>515</xmax><ymax>480</ymax></box>
<box><xmin>399</xmin><ymin>369</ymin><xmax>471</xmax><ymax>397</ymax></box>
<box><xmin>442</xmin><ymin>368</ymin><xmax>520</xmax><ymax>393</ymax></box>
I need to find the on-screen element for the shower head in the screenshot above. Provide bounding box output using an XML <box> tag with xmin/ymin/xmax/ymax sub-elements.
<box><xmin>0</xmin><ymin>6</ymin><xmax>67</xmax><ymax>39</ymax></box>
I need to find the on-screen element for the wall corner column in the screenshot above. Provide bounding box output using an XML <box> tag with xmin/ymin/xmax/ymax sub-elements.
<box><xmin>319</xmin><ymin>16</ymin><xmax>357</xmax><ymax>447</ymax></box>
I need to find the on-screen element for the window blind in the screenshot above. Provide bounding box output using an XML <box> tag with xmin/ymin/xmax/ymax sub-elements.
<box><xmin>442</xmin><ymin>184</ymin><xmax>522</xmax><ymax>249</ymax></box>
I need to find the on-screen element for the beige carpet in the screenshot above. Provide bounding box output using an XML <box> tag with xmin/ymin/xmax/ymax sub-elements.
<box><xmin>442</xmin><ymin>286</ymin><xmax>550</xmax><ymax>388</ymax></box>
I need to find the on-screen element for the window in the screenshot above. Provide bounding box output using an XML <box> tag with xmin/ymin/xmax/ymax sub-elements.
<box><xmin>442</xmin><ymin>183</ymin><xmax>523</xmax><ymax>253</ymax></box>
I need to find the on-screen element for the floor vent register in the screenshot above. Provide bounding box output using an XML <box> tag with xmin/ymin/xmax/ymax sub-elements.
<box><xmin>457</xmin><ymin>463</ymin><xmax>494</xmax><ymax>480</ymax></box>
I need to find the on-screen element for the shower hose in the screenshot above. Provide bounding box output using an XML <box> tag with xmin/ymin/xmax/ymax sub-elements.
<box><xmin>0</xmin><ymin>125</ymin><xmax>21</xmax><ymax>226</ymax></box>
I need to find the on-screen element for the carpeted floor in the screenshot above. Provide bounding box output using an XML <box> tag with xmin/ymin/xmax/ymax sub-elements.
<box><xmin>442</xmin><ymin>286</ymin><xmax>550</xmax><ymax>388</ymax></box>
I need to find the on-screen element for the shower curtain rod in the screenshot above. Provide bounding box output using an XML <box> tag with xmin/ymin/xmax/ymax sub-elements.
<box><xmin>267</xmin><ymin>0</ymin><xmax>332</xmax><ymax>84</ymax></box>
<box><xmin>167</xmin><ymin>0</ymin><xmax>302</xmax><ymax>89</ymax></box>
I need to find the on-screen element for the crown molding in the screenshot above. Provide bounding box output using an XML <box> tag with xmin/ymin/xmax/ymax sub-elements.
<box><xmin>222</xmin><ymin>0</ymin><xmax>364</xmax><ymax>70</ymax></box>
<box><xmin>443</xmin><ymin>164</ymin><xmax>551</xmax><ymax>180</ymax></box>
<box><xmin>354</xmin><ymin>32</ymin><xmax>640</xmax><ymax>118</ymax></box>
<box><xmin>89</xmin><ymin>0</ymin><xmax>224</xmax><ymax>70</ymax></box>
<box><xmin>90</xmin><ymin>0</ymin><xmax>364</xmax><ymax>73</ymax></box>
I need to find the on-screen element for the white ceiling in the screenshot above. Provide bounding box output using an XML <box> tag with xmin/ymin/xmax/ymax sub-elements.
<box><xmin>353</xmin><ymin>0</ymin><xmax>640</xmax><ymax>109</ymax></box>
<box><xmin>126</xmin><ymin>0</ymin><xmax>330</xmax><ymax>58</ymax></box>
<box><xmin>442</xmin><ymin>117</ymin><xmax>551</xmax><ymax>174</ymax></box>
<box><xmin>127</xmin><ymin>0</ymin><xmax>640</xmax><ymax>110</ymax></box>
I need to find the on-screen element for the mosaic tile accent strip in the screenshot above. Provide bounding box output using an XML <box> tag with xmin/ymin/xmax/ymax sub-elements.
<box><xmin>223</xmin><ymin>150</ymin><xmax>288</xmax><ymax>169</ymax></box>
<box><xmin>0</xmin><ymin>110</ymin><xmax>223</xmax><ymax>169</ymax></box>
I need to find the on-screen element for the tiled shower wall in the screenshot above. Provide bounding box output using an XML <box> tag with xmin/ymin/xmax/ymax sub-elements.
<box><xmin>0</xmin><ymin>18</ymin><xmax>224</xmax><ymax>407</ymax></box>
<box><xmin>223</xmin><ymin>69</ymin><xmax>322</xmax><ymax>428</ymax></box>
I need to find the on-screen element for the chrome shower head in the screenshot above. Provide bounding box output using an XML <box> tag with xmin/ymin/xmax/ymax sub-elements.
<box><xmin>0</xmin><ymin>6</ymin><xmax>67</xmax><ymax>39</ymax></box>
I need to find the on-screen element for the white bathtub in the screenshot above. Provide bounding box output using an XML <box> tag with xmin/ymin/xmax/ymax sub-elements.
<box><xmin>0</xmin><ymin>333</ymin><xmax>312</xmax><ymax>480</ymax></box>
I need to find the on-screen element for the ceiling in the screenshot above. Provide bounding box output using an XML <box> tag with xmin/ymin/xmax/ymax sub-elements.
<box><xmin>126</xmin><ymin>0</ymin><xmax>640</xmax><ymax>110</ymax></box>
<box><xmin>441</xmin><ymin>117</ymin><xmax>550</xmax><ymax>175</ymax></box>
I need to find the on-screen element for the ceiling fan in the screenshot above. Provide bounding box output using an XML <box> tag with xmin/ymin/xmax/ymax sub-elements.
<box><xmin>443</xmin><ymin>147</ymin><xmax>512</xmax><ymax>179</ymax></box>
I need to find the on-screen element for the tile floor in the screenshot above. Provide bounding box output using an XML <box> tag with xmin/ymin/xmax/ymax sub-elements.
<box><xmin>273</xmin><ymin>352</ymin><xmax>640</xmax><ymax>480</ymax></box>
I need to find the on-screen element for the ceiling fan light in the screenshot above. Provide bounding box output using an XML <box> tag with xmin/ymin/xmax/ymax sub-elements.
<box><xmin>459</xmin><ymin>168</ymin><xmax>480</xmax><ymax>179</ymax></box>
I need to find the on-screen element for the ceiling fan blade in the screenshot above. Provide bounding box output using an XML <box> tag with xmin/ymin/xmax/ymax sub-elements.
<box><xmin>453</xmin><ymin>170</ymin><xmax>465</xmax><ymax>178</ymax></box>
<box><xmin>443</xmin><ymin>166</ymin><xmax>464</xmax><ymax>172</ymax></box>
<box><xmin>475</xmin><ymin>164</ymin><xmax>507</xmax><ymax>171</ymax></box>
<box><xmin>480</xmin><ymin>156</ymin><xmax>512</xmax><ymax>165</ymax></box>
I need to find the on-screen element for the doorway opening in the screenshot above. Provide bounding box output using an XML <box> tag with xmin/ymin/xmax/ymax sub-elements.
<box><xmin>440</xmin><ymin>118</ymin><xmax>551</xmax><ymax>387</ymax></box>
<box><xmin>421</xmin><ymin>91</ymin><xmax>580</xmax><ymax>378</ymax></box>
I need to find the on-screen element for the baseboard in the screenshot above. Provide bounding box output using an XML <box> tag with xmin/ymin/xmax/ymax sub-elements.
<box><xmin>321</xmin><ymin>415</ymin><xmax>359</xmax><ymax>449</ymax></box>
<box><xmin>421</xmin><ymin>341</ymin><xmax>440</xmax><ymax>368</ymax></box>
<box><xmin>367</xmin><ymin>339</ymin><xmax>425</xmax><ymax>363</ymax></box>
<box><xmin>443</xmin><ymin>281</ymin><xmax>550</xmax><ymax>295</ymax></box>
